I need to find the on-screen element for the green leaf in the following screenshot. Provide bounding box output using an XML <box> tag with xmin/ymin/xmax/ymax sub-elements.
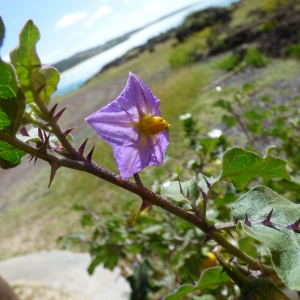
<box><xmin>197</xmin><ymin>173</ymin><xmax>218</xmax><ymax>194</ymax></box>
<box><xmin>0</xmin><ymin>19</ymin><xmax>25</xmax><ymax>136</ymax></box>
<box><xmin>221</xmin><ymin>147</ymin><xmax>290</xmax><ymax>189</ymax></box>
<box><xmin>0</xmin><ymin>140</ymin><xmax>25</xmax><ymax>169</ymax></box>
<box><xmin>0</xmin><ymin>60</ymin><xmax>26</xmax><ymax>136</ymax></box>
<box><xmin>232</xmin><ymin>185</ymin><xmax>300</xmax><ymax>290</ymax></box>
<box><xmin>164</xmin><ymin>267</ymin><xmax>231</xmax><ymax>300</ymax></box>
<box><xmin>238</xmin><ymin>236</ymin><xmax>257</xmax><ymax>260</ymax></box>
<box><xmin>199</xmin><ymin>138</ymin><xmax>219</xmax><ymax>155</ymax></box>
<box><xmin>10</xmin><ymin>20</ymin><xmax>41</xmax><ymax>104</ymax></box>
<box><xmin>0</xmin><ymin>17</ymin><xmax>26</xmax><ymax>169</ymax></box>
<box><xmin>35</xmin><ymin>67</ymin><xmax>60</xmax><ymax>106</ymax></box>
<box><xmin>161</xmin><ymin>178</ymin><xmax>199</xmax><ymax>202</ymax></box>
<box><xmin>222</xmin><ymin>115</ymin><xmax>237</xmax><ymax>127</ymax></box>
<box><xmin>213</xmin><ymin>99</ymin><xmax>232</xmax><ymax>111</ymax></box>
<box><xmin>10</xmin><ymin>21</ymin><xmax>59</xmax><ymax>106</ymax></box>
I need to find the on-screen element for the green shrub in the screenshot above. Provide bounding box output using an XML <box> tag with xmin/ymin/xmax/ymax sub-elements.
<box><xmin>168</xmin><ymin>43</ymin><xmax>196</xmax><ymax>69</ymax></box>
<box><xmin>244</xmin><ymin>47</ymin><xmax>268</xmax><ymax>67</ymax></box>
<box><xmin>217</xmin><ymin>53</ymin><xmax>240</xmax><ymax>71</ymax></box>
<box><xmin>288</xmin><ymin>42</ymin><xmax>300</xmax><ymax>59</ymax></box>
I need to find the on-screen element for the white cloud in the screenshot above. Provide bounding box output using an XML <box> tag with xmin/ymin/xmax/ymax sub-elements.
<box><xmin>55</xmin><ymin>12</ymin><xmax>87</xmax><ymax>30</ymax></box>
<box><xmin>85</xmin><ymin>5</ymin><xmax>112</xmax><ymax>28</ymax></box>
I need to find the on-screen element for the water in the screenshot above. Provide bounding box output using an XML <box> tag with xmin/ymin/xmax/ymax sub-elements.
<box><xmin>55</xmin><ymin>0</ymin><xmax>238</xmax><ymax>96</ymax></box>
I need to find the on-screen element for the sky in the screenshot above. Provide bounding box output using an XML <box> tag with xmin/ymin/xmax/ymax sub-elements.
<box><xmin>1</xmin><ymin>0</ymin><xmax>202</xmax><ymax>64</ymax></box>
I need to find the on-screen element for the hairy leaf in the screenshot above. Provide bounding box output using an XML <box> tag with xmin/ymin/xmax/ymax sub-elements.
<box><xmin>0</xmin><ymin>18</ymin><xmax>25</xmax><ymax>136</ymax></box>
<box><xmin>161</xmin><ymin>178</ymin><xmax>200</xmax><ymax>202</ymax></box>
<box><xmin>35</xmin><ymin>67</ymin><xmax>60</xmax><ymax>106</ymax></box>
<box><xmin>10</xmin><ymin>20</ymin><xmax>41</xmax><ymax>104</ymax></box>
<box><xmin>232</xmin><ymin>185</ymin><xmax>300</xmax><ymax>290</ymax></box>
<box><xmin>0</xmin><ymin>140</ymin><xmax>25</xmax><ymax>169</ymax></box>
<box><xmin>221</xmin><ymin>147</ymin><xmax>290</xmax><ymax>189</ymax></box>
<box><xmin>164</xmin><ymin>267</ymin><xmax>231</xmax><ymax>300</ymax></box>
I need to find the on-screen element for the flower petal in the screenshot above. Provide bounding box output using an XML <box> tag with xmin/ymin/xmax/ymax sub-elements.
<box><xmin>112</xmin><ymin>130</ymin><xmax>169</xmax><ymax>179</ymax></box>
<box><xmin>124</xmin><ymin>73</ymin><xmax>161</xmax><ymax>117</ymax></box>
<box><xmin>113</xmin><ymin>137</ymin><xmax>151</xmax><ymax>178</ymax></box>
<box><xmin>85</xmin><ymin>97</ymin><xmax>139</xmax><ymax>147</ymax></box>
<box><xmin>150</xmin><ymin>131</ymin><xmax>169</xmax><ymax>165</ymax></box>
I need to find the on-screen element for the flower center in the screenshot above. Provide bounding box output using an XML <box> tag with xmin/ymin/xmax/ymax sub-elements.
<box><xmin>136</xmin><ymin>116</ymin><xmax>170</xmax><ymax>136</ymax></box>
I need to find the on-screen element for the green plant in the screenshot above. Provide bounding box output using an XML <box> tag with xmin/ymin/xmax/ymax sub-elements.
<box><xmin>216</xmin><ymin>53</ymin><xmax>240</xmax><ymax>71</ymax></box>
<box><xmin>244</xmin><ymin>47</ymin><xmax>269</xmax><ymax>68</ymax></box>
<box><xmin>288</xmin><ymin>42</ymin><xmax>300</xmax><ymax>59</ymax></box>
<box><xmin>1</xmin><ymin>16</ymin><xmax>300</xmax><ymax>300</ymax></box>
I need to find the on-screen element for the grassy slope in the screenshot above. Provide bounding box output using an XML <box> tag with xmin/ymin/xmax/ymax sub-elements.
<box><xmin>0</xmin><ymin>0</ymin><xmax>300</xmax><ymax>260</ymax></box>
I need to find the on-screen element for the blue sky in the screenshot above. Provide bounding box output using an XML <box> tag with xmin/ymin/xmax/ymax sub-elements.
<box><xmin>1</xmin><ymin>0</ymin><xmax>201</xmax><ymax>64</ymax></box>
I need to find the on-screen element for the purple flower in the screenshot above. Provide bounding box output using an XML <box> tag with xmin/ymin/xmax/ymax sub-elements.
<box><xmin>85</xmin><ymin>73</ymin><xmax>170</xmax><ymax>179</ymax></box>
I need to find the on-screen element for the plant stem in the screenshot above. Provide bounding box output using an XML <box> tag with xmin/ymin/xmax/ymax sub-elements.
<box><xmin>212</xmin><ymin>232</ymin><xmax>276</xmax><ymax>276</ymax></box>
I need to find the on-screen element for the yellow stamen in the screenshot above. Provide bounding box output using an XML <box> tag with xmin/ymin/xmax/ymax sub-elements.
<box><xmin>136</xmin><ymin>116</ymin><xmax>170</xmax><ymax>136</ymax></box>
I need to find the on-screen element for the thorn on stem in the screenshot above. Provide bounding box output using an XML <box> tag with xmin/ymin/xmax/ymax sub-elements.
<box><xmin>63</xmin><ymin>127</ymin><xmax>75</xmax><ymax>137</ymax></box>
<box><xmin>78</xmin><ymin>138</ymin><xmax>89</xmax><ymax>155</ymax></box>
<box><xmin>38</xmin><ymin>128</ymin><xmax>44</xmax><ymax>142</ymax></box>
<box><xmin>187</xmin><ymin>274</ymin><xmax>195</xmax><ymax>286</ymax></box>
<box><xmin>54</xmin><ymin>106</ymin><xmax>68</xmax><ymax>122</ymax></box>
<box><xmin>225</xmin><ymin>229</ymin><xmax>235</xmax><ymax>241</ymax></box>
<box><xmin>48</xmin><ymin>162</ymin><xmax>61</xmax><ymax>188</ymax></box>
<box><xmin>20</xmin><ymin>127</ymin><xmax>29</xmax><ymax>136</ymax></box>
<box><xmin>178</xmin><ymin>179</ymin><xmax>184</xmax><ymax>196</ymax></box>
<box><xmin>36</xmin><ymin>83</ymin><xmax>46</xmax><ymax>95</ymax></box>
<box><xmin>49</xmin><ymin>103</ymin><xmax>58</xmax><ymax>116</ymax></box>
<box><xmin>86</xmin><ymin>146</ymin><xmax>95</xmax><ymax>162</ymax></box>
<box><xmin>133</xmin><ymin>199</ymin><xmax>152</xmax><ymax>219</ymax></box>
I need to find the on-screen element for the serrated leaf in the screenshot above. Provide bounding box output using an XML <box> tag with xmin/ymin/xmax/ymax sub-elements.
<box><xmin>0</xmin><ymin>61</ymin><xmax>26</xmax><ymax>136</ymax></box>
<box><xmin>164</xmin><ymin>267</ymin><xmax>231</xmax><ymax>300</ymax></box>
<box><xmin>221</xmin><ymin>147</ymin><xmax>290</xmax><ymax>189</ymax></box>
<box><xmin>232</xmin><ymin>185</ymin><xmax>300</xmax><ymax>290</ymax></box>
<box><xmin>10</xmin><ymin>20</ymin><xmax>41</xmax><ymax>104</ymax></box>
<box><xmin>0</xmin><ymin>140</ymin><xmax>25</xmax><ymax>169</ymax></box>
<box><xmin>161</xmin><ymin>179</ymin><xmax>199</xmax><ymax>202</ymax></box>
<box><xmin>35</xmin><ymin>67</ymin><xmax>60</xmax><ymax>106</ymax></box>
<box><xmin>0</xmin><ymin>19</ymin><xmax>25</xmax><ymax>137</ymax></box>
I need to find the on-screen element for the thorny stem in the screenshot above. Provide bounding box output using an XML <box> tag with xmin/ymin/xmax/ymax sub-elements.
<box><xmin>0</xmin><ymin>131</ymin><xmax>277</xmax><ymax>277</ymax></box>
<box><xmin>34</xmin><ymin>96</ymin><xmax>82</xmax><ymax>159</ymax></box>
